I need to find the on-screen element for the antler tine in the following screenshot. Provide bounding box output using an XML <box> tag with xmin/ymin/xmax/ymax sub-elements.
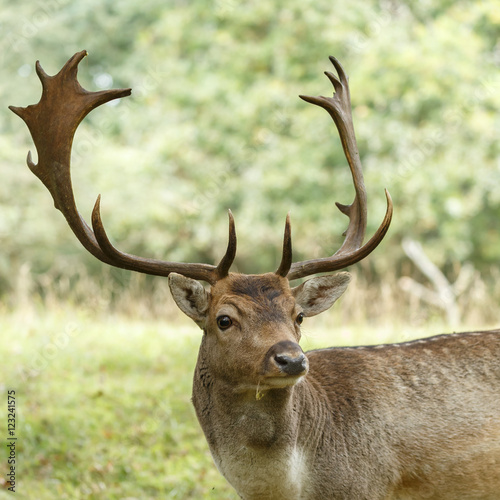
<box><xmin>10</xmin><ymin>51</ymin><xmax>235</xmax><ymax>285</ymax></box>
<box><xmin>287</xmin><ymin>57</ymin><xmax>393</xmax><ymax>281</ymax></box>
<box><xmin>215</xmin><ymin>210</ymin><xmax>238</xmax><ymax>279</ymax></box>
<box><xmin>275</xmin><ymin>213</ymin><xmax>292</xmax><ymax>277</ymax></box>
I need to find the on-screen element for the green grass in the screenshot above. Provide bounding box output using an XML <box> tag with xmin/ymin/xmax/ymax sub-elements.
<box><xmin>0</xmin><ymin>308</ymin><xmax>240</xmax><ymax>499</ymax></box>
<box><xmin>0</xmin><ymin>306</ymin><xmax>486</xmax><ymax>499</ymax></box>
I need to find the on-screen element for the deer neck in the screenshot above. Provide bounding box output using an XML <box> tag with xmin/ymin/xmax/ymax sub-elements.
<box><xmin>192</xmin><ymin>350</ymin><xmax>300</xmax><ymax>448</ymax></box>
<box><xmin>191</xmin><ymin>344</ymin><xmax>325</xmax><ymax>499</ymax></box>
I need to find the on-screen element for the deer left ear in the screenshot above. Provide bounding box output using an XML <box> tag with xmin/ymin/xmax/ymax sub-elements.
<box><xmin>168</xmin><ymin>273</ymin><xmax>210</xmax><ymax>328</ymax></box>
<box><xmin>292</xmin><ymin>272</ymin><xmax>351</xmax><ymax>317</ymax></box>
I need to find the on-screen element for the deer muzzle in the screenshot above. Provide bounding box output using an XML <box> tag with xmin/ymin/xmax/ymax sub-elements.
<box><xmin>263</xmin><ymin>340</ymin><xmax>309</xmax><ymax>380</ymax></box>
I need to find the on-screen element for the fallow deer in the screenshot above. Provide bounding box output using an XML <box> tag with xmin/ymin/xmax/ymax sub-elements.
<box><xmin>11</xmin><ymin>51</ymin><xmax>500</xmax><ymax>500</ymax></box>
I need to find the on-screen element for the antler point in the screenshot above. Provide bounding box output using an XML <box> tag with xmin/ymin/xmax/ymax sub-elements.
<box><xmin>335</xmin><ymin>201</ymin><xmax>351</xmax><ymax>216</ymax></box>
<box><xmin>92</xmin><ymin>194</ymin><xmax>102</xmax><ymax>221</ymax></box>
<box><xmin>275</xmin><ymin>213</ymin><xmax>293</xmax><ymax>278</ymax></box>
<box><xmin>299</xmin><ymin>94</ymin><xmax>324</xmax><ymax>106</ymax></box>
<box><xmin>8</xmin><ymin>105</ymin><xmax>24</xmax><ymax>119</ymax></box>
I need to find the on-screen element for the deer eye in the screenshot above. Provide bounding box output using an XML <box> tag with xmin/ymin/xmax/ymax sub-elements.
<box><xmin>296</xmin><ymin>313</ymin><xmax>305</xmax><ymax>326</ymax></box>
<box><xmin>217</xmin><ymin>315</ymin><xmax>232</xmax><ymax>330</ymax></box>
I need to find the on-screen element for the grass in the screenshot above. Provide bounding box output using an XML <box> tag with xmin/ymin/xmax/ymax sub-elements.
<box><xmin>0</xmin><ymin>308</ymin><xmax>238</xmax><ymax>499</ymax></box>
<box><xmin>0</xmin><ymin>302</ymin><xmax>494</xmax><ymax>499</ymax></box>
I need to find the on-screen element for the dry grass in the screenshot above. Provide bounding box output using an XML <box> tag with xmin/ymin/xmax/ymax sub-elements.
<box><xmin>9</xmin><ymin>263</ymin><xmax>499</xmax><ymax>334</ymax></box>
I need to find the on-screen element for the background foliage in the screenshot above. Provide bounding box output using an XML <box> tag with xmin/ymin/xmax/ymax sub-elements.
<box><xmin>1</xmin><ymin>0</ymin><xmax>500</xmax><ymax>314</ymax></box>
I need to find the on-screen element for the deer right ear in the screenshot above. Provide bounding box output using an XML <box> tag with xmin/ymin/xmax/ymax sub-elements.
<box><xmin>168</xmin><ymin>273</ymin><xmax>210</xmax><ymax>328</ymax></box>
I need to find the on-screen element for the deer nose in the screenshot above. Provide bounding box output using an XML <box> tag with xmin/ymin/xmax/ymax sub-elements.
<box><xmin>264</xmin><ymin>340</ymin><xmax>309</xmax><ymax>377</ymax></box>
<box><xmin>274</xmin><ymin>352</ymin><xmax>308</xmax><ymax>376</ymax></box>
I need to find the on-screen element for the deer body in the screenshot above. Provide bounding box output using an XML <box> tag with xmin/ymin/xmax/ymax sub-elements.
<box><xmin>178</xmin><ymin>272</ymin><xmax>500</xmax><ymax>500</ymax></box>
<box><xmin>11</xmin><ymin>52</ymin><xmax>500</xmax><ymax>499</ymax></box>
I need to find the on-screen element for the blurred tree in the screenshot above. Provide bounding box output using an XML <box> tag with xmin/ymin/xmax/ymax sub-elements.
<box><xmin>1</xmin><ymin>0</ymin><xmax>499</xmax><ymax>302</ymax></box>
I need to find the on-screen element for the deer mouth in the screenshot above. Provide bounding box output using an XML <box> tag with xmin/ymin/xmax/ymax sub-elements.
<box><xmin>262</xmin><ymin>372</ymin><xmax>308</xmax><ymax>388</ymax></box>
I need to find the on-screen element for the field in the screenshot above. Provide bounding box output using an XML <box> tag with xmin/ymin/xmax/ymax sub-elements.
<box><xmin>0</xmin><ymin>300</ymin><xmax>493</xmax><ymax>500</ymax></box>
<box><xmin>0</xmin><ymin>307</ymin><xmax>237</xmax><ymax>499</ymax></box>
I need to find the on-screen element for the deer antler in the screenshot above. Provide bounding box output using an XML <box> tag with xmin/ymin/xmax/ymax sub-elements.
<box><xmin>284</xmin><ymin>57</ymin><xmax>393</xmax><ymax>281</ymax></box>
<box><xmin>10</xmin><ymin>51</ymin><xmax>236</xmax><ymax>284</ymax></box>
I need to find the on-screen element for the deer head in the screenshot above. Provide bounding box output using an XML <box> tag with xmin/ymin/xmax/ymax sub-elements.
<box><xmin>10</xmin><ymin>51</ymin><xmax>392</xmax><ymax>393</ymax></box>
<box><xmin>170</xmin><ymin>272</ymin><xmax>351</xmax><ymax>391</ymax></box>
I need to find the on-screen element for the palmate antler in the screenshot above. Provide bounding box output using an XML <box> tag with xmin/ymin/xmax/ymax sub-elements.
<box><xmin>11</xmin><ymin>52</ymin><xmax>391</xmax><ymax>284</ymax></box>
<box><xmin>9</xmin><ymin>51</ymin><xmax>236</xmax><ymax>285</ymax></box>
<box><xmin>276</xmin><ymin>56</ymin><xmax>393</xmax><ymax>280</ymax></box>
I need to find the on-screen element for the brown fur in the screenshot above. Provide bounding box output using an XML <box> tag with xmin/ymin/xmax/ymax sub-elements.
<box><xmin>169</xmin><ymin>272</ymin><xmax>500</xmax><ymax>499</ymax></box>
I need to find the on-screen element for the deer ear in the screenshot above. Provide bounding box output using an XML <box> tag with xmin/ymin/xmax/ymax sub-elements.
<box><xmin>168</xmin><ymin>273</ymin><xmax>210</xmax><ymax>328</ymax></box>
<box><xmin>292</xmin><ymin>272</ymin><xmax>351</xmax><ymax>317</ymax></box>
